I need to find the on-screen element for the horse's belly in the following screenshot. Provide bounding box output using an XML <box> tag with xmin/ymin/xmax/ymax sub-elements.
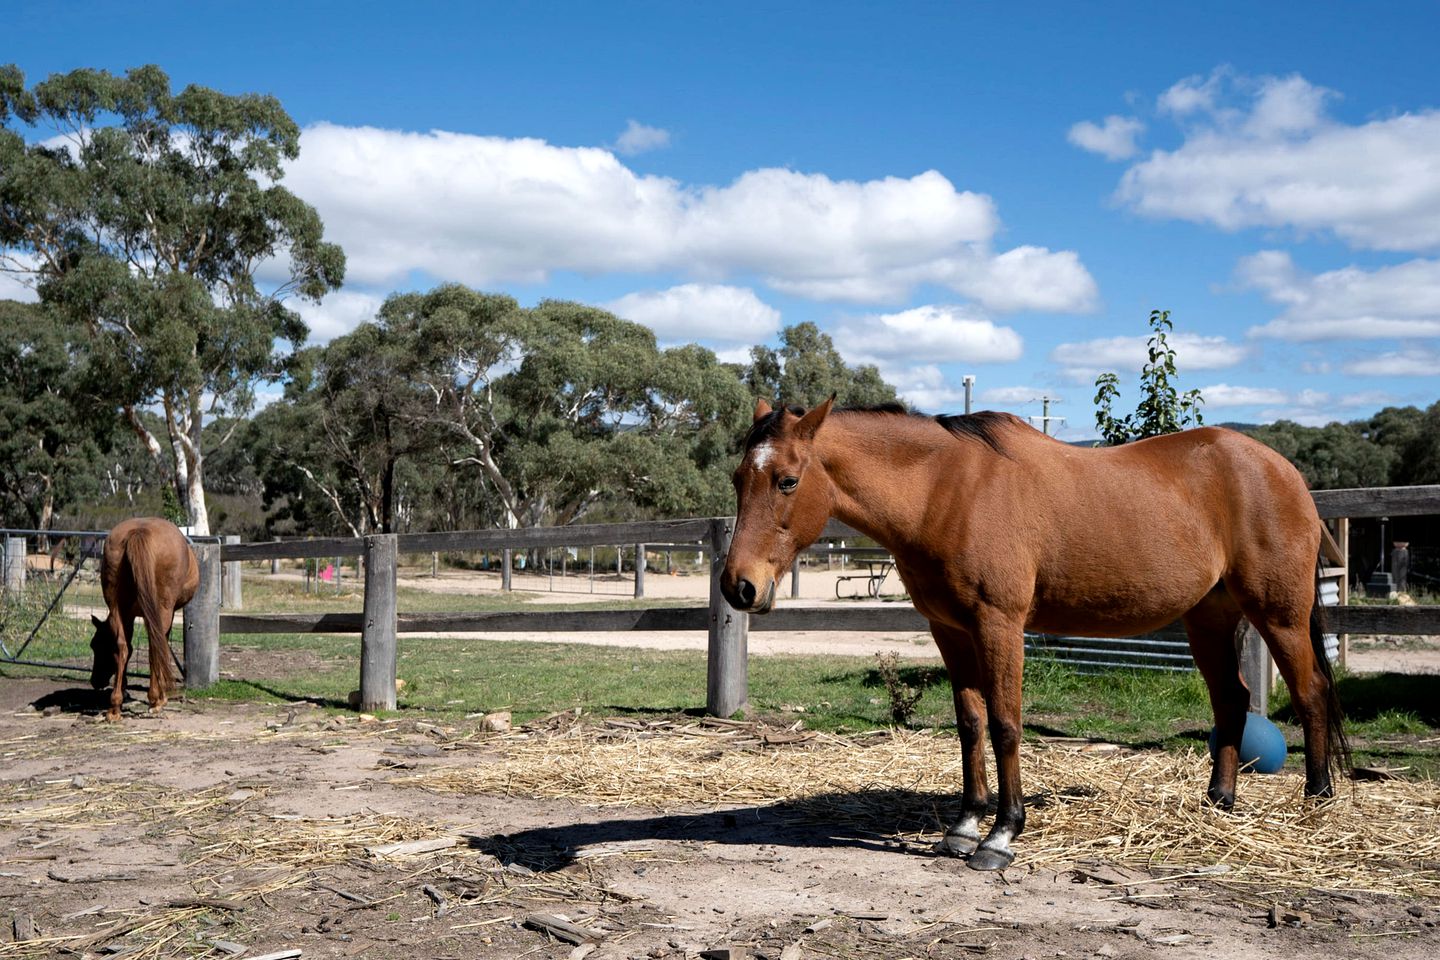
<box><xmin>1027</xmin><ymin>581</ymin><xmax>1209</xmax><ymax>637</ymax></box>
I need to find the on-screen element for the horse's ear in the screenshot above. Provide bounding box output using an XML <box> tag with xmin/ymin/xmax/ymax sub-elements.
<box><xmin>794</xmin><ymin>394</ymin><xmax>835</xmax><ymax>440</ymax></box>
<box><xmin>753</xmin><ymin>398</ymin><xmax>773</xmax><ymax>422</ymax></box>
<box><xmin>91</xmin><ymin>614</ymin><xmax>104</xmax><ymax>628</ymax></box>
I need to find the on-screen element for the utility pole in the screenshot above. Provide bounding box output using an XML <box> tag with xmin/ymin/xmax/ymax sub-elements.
<box><xmin>962</xmin><ymin>375</ymin><xmax>975</xmax><ymax>415</ymax></box>
<box><xmin>1028</xmin><ymin>396</ymin><xmax>1066</xmax><ymax>436</ymax></box>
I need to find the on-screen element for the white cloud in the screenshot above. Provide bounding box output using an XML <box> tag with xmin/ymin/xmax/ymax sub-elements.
<box><xmin>613</xmin><ymin>119</ymin><xmax>671</xmax><ymax>156</ymax></box>
<box><xmin>292</xmin><ymin>289</ymin><xmax>385</xmax><ymax>343</ymax></box>
<box><xmin>1239</xmin><ymin>250</ymin><xmax>1440</xmax><ymax>341</ymax></box>
<box><xmin>605</xmin><ymin>284</ymin><xmax>779</xmax><ymax>345</ymax></box>
<box><xmin>1116</xmin><ymin>70</ymin><xmax>1440</xmax><ymax>252</ymax></box>
<box><xmin>1157</xmin><ymin>70</ymin><xmax>1226</xmax><ymax>117</ymax></box>
<box><xmin>1067</xmin><ymin>115</ymin><xmax>1145</xmax><ymax>160</ymax></box>
<box><xmin>285</xmin><ymin>123</ymin><xmax>1096</xmax><ymax>311</ymax></box>
<box><xmin>834</xmin><ymin>305</ymin><xmax>1024</xmax><ymax>368</ymax></box>
<box><xmin>1342</xmin><ymin>349</ymin><xmax>1440</xmax><ymax>377</ymax></box>
<box><xmin>1196</xmin><ymin>383</ymin><xmax>1289</xmax><ymax>407</ymax></box>
<box><xmin>1051</xmin><ymin>331</ymin><xmax>1250</xmax><ymax>383</ymax></box>
<box><xmin>980</xmin><ymin>385</ymin><xmax>1058</xmax><ymax>404</ymax></box>
<box><xmin>879</xmin><ymin>364</ymin><xmax>972</xmax><ymax>412</ymax></box>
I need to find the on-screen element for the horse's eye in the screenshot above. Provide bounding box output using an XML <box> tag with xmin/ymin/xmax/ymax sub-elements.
<box><xmin>778</xmin><ymin>476</ymin><xmax>799</xmax><ymax>493</ymax></box>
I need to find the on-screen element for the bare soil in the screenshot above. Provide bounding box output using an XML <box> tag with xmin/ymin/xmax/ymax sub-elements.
<box><xmin>2</xmin><ymin>678</ymin><xmax>1437</xmax><ymax>960</ymax></box>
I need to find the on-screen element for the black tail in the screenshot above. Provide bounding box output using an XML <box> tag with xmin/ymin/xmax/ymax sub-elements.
<box><xmin>1310</xmin><ymin>580</ymin><xmax>1351</xmax><ymax>777</ymax></box>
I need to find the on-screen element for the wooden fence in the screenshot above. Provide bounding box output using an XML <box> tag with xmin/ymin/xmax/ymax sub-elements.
<box><xmin>179</xmin><ymin>485</ymin><xmax>1440</xmax><ymax>717</ymax></box>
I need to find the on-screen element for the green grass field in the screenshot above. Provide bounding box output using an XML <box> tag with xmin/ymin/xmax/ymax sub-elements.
<box><xmin>6</xmin><ymin>568</ymin><xmax>1438</xmax><ymax>779</ymax></box>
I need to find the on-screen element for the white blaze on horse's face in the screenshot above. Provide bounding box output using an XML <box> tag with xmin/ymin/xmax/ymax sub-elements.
<box><xmin>722</xmin><ymin>397</ymin><xmax>836</xmax><ymax>614</ymax></box>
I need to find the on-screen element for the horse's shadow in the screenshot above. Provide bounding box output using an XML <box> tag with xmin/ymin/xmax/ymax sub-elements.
<box><xmin>470</xmin><ymin>790</ymin><xmax>948</xmax><ymax>871</ymax></box>
<box><xmin>30</xmin><ymin>685</ymin><xmax>111</xmax><ymax>714</ymax></box>
<box><xmin>466</xmin><ymin>785</ymin><xmax>1092</xmax><ymax>873</ymax></box>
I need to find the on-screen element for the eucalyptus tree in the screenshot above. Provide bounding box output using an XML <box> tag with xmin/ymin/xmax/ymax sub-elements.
<box><xmin>743</xmin><ymin>321</ymin><xmax>897</xmax><ymax>410</ymax></box>
<box><xmin>0</xmin><ymin>300</ymin><xmax>101</xmax><ymax>532</ymax></box>
<box><xmin>0</xmin><ymin>64</ymin><xmax>344</xmax><ymax>533</ymax></box>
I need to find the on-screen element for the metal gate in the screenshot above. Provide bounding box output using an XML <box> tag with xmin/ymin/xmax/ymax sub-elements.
<box><xmin>1</xmin><ymin>528</ymin><xmax>112</xmax><ymax>674</ymax></box>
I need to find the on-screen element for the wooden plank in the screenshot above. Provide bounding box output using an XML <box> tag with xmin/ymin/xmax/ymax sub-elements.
<box><xmin>1237</xmin><ymin>620</ymin><xmax>1270</xmax><ymax>714</ymax></box>
<box><xmin>220</xmin><ymin>607</ymin><xmax>713</xmax><ymax>634</ymax></box>
<box><xmin>400</xmin><ymin>518</ymin><xmax>712</xmax><ymax>554</ymax></box>
<box><xmin>183</xmin><ymin>542</ymin><xmax>222</xmax><ymax>688</ymax></box>
<box><xmin>359</xmin><ymin>534</ymin><xmax>398</xmax><ymax>712</ymax></box>
<box><xmin>1311</xmin><ymin>485</ymin><xmax>1440</xmax><ymax>519</ymax></box>
<box><xmin>221</xmin><ymin>536</ymin><xmax>364</xmax><ymax>561</ymax></box>
<box><xmin>707</xmin><ymin>518</ymin><xmax>748</xmax><ymax>717</ymax></box>
<box><xmin>1318</xmin><ymin>524</ymin><xmax>1346</xmax><ymax>567</ymax></box>
<box><xmin>1326</xmin><ymin>604</ymin><xmax>1440</xmax><ymax>636</ymax></box>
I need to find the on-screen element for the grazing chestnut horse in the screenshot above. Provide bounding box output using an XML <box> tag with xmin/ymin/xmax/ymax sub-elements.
<box><xmin>721</xmin><ymin>399</ymin><xmax>1346</xmax><ymax>871</ymax></box>
<box><xmin>89</xmin><ymin>518</ymin><xmax>199</xmax><ymax>721</ymax></box>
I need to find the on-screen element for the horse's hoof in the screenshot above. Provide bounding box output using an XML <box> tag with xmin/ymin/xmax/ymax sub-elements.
<box><xmin>967</xmin><ymin>847</ymin><xmax>1014</xmax><ymax>871</ymax></box>
<box><xmin>104</xmin><ymin>710</ymin><xmax>121</xmax><ymax>723</ymax></box>
<box><xmin>934</xmin><ymin>832</ymin><xmax>979</xmax><ymax>857</ymax></box>
<box><xmin>1205</xmin><ymin>787</ymin><xmax>1235</xmax><ymax>811</ymax></box>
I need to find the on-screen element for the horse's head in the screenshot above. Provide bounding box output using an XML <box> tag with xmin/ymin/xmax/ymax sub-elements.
<box><xmin>89</xmin><ymin>614</ymin><xmax>115</xmax><ymax>690</ymax></box>
<box><xmin>721</xmin><ymin>397</ymin><xmax>835</xmax><ymax>613</ymax></box>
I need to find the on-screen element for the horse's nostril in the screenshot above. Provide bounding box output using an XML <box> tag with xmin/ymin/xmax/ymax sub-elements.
<box><xmin>737</xmin><ymin>578</ymin><xmax>757</xmax><ymax>607</ymax></box>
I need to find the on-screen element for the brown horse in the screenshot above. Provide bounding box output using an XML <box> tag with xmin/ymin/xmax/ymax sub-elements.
<box><xmin>721</xmin><ymin>399</ymin><xmax>1346</xmax><ymax>871</ymax></box>
<box><xmin>89</xmin><ymin>518</ymin><xmax>199</xmax><ymax>721</ymax></box>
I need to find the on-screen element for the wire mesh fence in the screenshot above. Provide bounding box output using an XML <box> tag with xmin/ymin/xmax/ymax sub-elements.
<box><xmin>1</xmin><ymin>530</ymin><xmax>111</xmax><ymax>674</ymax></box>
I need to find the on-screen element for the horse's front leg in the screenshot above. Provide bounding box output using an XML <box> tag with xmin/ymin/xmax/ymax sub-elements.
<box><xmin>107</xmin><ymin>615</ymin><xmax>134</xmax><ymax>722</ymax></box>
<box><xmin>931</xmin><ymin>625</ymin><xmax>989</xmax><ymax>856</ymax></box>
<box><xmin>969</xmin><ymin>617</ymin><xmax>1027</xmax><ymax>871</ymax></box>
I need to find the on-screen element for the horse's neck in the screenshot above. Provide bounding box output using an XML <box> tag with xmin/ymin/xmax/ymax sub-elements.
<box><xmin>816</xmin><ymin>415</ymin><xmax>960</xmax><ymax>550</ymax></box>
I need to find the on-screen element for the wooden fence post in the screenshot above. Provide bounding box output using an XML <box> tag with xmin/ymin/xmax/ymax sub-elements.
<box><xmin>360</xmin><ymin>533</ymin><xmax>398</xmax><ymax>712</ymax></box>
<box><xmin>634</xmin><ymin>543</ymin><xmax>646</xmax><ymax>598</ymax></box>
<box><xmin>221</xmin><ymin>534</ymin><xmax>242</xmax><ymax>609</ymax></box>
<box><xmin>707</xmin><ymin>517</ymin><xmax>749</xmax><ymax>718</ymax></box>
<box><xmin>183</xmin><ymin>541</ymin><xmax>221</xmax><ymax>689</ymax></box>
<box><xmin>3</xmin><ymin>535</ymin><xmax>25</xmax><ymax>594</ymax></box>
<box><xmin>502</xmin><ymin>548</ymin><xmax>512</xmax><ymax>592</ymax></box>
<box><xmin>1237</xmin><ymin>619</ymin><xmax>1270</xmax><ymax>715</ymax></box>
<box><xmin>791</xmin><ymin>558</ymin><xmax>800</xmax><ymax>598</ymax></box>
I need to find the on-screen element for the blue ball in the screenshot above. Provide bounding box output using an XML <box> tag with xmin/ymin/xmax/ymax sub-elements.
<box><xmin>1208</xmin><ymin>713</ymin><xmax>1288</xmax><ymax>774</ymax></box>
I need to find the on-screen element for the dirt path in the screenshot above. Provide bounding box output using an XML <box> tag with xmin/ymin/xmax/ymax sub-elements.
<box><xmin>2</xmin><ymin>680</ymin><xmax>1436</xmax><ymax>960</ymax></box>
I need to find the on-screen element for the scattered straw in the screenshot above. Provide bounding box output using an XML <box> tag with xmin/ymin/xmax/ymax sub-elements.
<box><xmin>399</xmin><ymin>722</ymin><xmax>1440</xmax><ymax>898</ymax></box>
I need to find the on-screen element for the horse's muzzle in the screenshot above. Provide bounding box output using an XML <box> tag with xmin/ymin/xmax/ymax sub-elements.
<box><xmin>721</xmin><ymin>575</ymin><xmax>777</xmax><ymax>614</ymax></box>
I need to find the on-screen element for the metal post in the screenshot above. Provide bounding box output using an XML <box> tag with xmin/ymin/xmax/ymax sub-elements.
<box><xmin>221</xmin><ymin>535</ymin><xmax>242</xmax><ymax>609</ymax></box>
<box><xmin>360</xmin><ymin>533</ymin><xmax>398</xmax><ymax>712</ymax></box>
<box><xmin>270</xmin><ymin>537</ymin><xmax>280</xmax><ymax>575</ymax></box>
<box><xmin>502</xmin><ymin>548</ymin><xmax>512</xmax><ymax>592</ymax></box>
<box><xmin>707</xmin><ymin>517</ymin><xmax>749</xmax><ymax>718</ymax></box>
<box><xmin>3</xmin><ymin>535</ymin><xmax>25</xmax><ymax>594</ymax></box>
<box><xmin>634</xmin><ymin>543</ymin><xmax>646</xmax><ymax>599</ymax></box>
<box><xmin>791</xmin><ymin>557</ymin><xmax>800</xmax><ymax>598</ymax></box>
<box><xmin>183</xmin><ymin>542</ymin><xmax>221</xmax><ymax>689</ymax></box>
<box><xmin>963</xmin><ymin>375</ymin><xmax>975</xmax><ymax>415</ymax></box>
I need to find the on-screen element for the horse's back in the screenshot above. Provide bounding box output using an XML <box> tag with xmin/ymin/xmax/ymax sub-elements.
<box><xmin>1009</xmin><ymin>426</ymin><xmax>1318</xmax><ymax>635</ymax></box>
<box><xmin>103</xmin><ymin>518</ymin><xmax>199</xmax><ymax>613</ymax></box>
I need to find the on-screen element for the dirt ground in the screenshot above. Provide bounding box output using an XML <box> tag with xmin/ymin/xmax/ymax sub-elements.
<box><xmin>6</xmin><ymin>566</ymin><xmax>1438</xmax><ymax>958</ymax></box>
<box><xmin>2</xmin><ymin>676</ymin><xmax>1437</xmax><ymax>960</ymax></box>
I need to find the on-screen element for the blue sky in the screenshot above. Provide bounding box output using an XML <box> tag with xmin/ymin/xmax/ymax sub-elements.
<box><xmin>8</xmin><ymin>0</ymin><xmax>1440</xmax><ymax>437</ymax></box>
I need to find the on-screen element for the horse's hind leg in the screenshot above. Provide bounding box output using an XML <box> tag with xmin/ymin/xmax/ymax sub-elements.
<box><xmin>1242</xmin><ymin>603</ymin><xmax>1337</xmax><ymax>798</ymax></box>
<box><xmin>143</xmin><ymin>607</ymin><xmax>177</xmax><ymax>712</ymax></box>
<box><xmin>931</xmin><ymin>624</ymin><xmax>989</xmax><ymax>856</ymax></box>
<box><xmin>1182</xmin><ymin>587</ymin><xmax>1247</xmax><ymax>809</ymax></box>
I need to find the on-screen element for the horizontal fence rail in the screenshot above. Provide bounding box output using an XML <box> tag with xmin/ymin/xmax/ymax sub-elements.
<box><xmin>11</xmin><ymin>482</ymin><xmax>1439</xmax><ymax>717</ymax></box>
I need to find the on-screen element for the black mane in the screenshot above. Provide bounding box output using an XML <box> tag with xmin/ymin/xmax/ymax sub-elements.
<box><xmin>934</xmin><ymin>410</ymin><xmax>1016</xmax><ymax>455</ymax></box>
<box><xmin>743</xmin><ymin>402</ymin><xmax>1015</xmax><ymax>456</ymax></box>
